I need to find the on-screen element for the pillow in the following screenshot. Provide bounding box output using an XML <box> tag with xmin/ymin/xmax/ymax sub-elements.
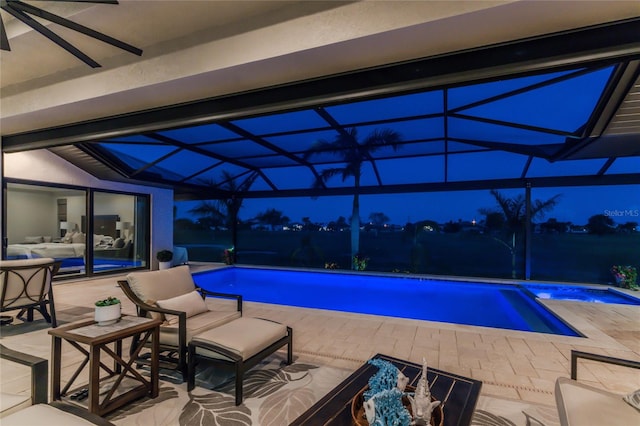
<box><xmin>156</xmin><ymin>290</ymin><xmax>208</xmax><ymax>324</ymax></box>
<box><xmin>623</xmin><ymin>389</ymin><xmax>640</xmax><ymax>411</ymax></box>
<box><xmin>62</xmin><ymin>231</ymin><xmax>75</xmax><ymax>243</ymax></box>
<box><xmin>113</xmin><ymin>238</ymin><xmax>125</xmax><ymax>248</ymax></box>
<box><xmin>24</xmin><ymin>236</ymin><xmax>43</xmax><ymax>244</ymax></box>
<box><xmin>144</xmin><ymin>299</ymin><xmax>165</xmax><ymax>322</ymax></box>
<box><xmin>71</xmin><ymin>232</ymin><xmax>85</xmax><ymax>243</ymax></box>
<box><xmin>42</xmin><ymin>236</ymin><xmax>52</xmax><ymax>243</ymax></box>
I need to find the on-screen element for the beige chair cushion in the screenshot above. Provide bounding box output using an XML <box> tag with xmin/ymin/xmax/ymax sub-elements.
<box><xmin>0</xmin><ymin>258</ymin><xmax>55</xmax><ymax>308</ymax></box>
<box><xmin>158</xmin><ymin>310</ymin><xmax>241</xmax><ymax>347</ymax></box>
<box><xmin>0</xmin><ymin>392</ymin><xmax>31</xmax><ymax>418</ymax></box>
<box><xmin>192</xmin><ymin>317</ymin><xmax>288</xmax><ymax>361</ymax></box>
<box><xmin>555</xmin><ymin>377</ymin><xmax>640</xmax><ymax>426</ymax></box>
<box><xmin>0</xmin><ymin>404</ymin><xmax>98</xmax><ymax>425</ymax></box>
<box><xmin>156</xmin><ymin>290</ymin><xmax>208</xmax><ymax>323</ymax></box>
<box><xmin>126</xmin><ymin>265</ymin><xmax>196</xmax><ymax>303</ymax></box>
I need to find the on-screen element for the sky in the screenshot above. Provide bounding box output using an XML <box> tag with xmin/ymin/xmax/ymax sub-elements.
<box><xmin>176</xmin><ymin>184</ymin><xmax>640</xmax><ymax>227</ymax></box>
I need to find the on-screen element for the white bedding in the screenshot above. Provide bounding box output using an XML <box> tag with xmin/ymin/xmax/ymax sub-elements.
<box><xmin>8</xmin><ymin>243</ymin><xmax>85</xmax><ymax>259</ymax></box>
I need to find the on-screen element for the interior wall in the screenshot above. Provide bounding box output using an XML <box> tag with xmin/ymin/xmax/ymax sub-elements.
<box><xmin>5</xmin><ymin>190</ymin><xmax>56</xmax><ymax>243</ymax></box>
<box><xmin>3</xmin><ymin>149</ymin><xmax>173</xmax><ymax>269</ymax></box>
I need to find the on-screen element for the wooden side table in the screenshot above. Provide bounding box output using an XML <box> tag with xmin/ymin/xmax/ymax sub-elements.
<box><xmin>49</xmin><ymin>315</ymin><xmax>161</xmax><ymax>416</ymax></box>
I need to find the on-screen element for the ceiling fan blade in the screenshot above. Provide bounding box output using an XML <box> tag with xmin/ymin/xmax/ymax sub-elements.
<box><xmin>0</xmin><ymin>13</ymin><xmax>10</xmax><ymax>51</ymax></box>
<box><xmin>11</xmin><ymin>0</ymin><xmax>142</xmax><ymax>56</ymax></box>
<box><xmin>2</xmin><ymin>4</ymin><xmax>101</xmax><ymax>67</ymax></box>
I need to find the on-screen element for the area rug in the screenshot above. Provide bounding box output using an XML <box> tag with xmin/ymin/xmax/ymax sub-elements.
<box><xmin>471</xmin><ymin>395</ymin><xmax>560</xmax><ymax>426</ymax></box>
<box><xmin>106</xmin><ymin>356</ymin><xmax>352</xmax><ymax>426</ymax></box>
<box><xmin>103</xmin><ymin>355</ymin><xmax>561</xmax><ymax>426</ymax></box>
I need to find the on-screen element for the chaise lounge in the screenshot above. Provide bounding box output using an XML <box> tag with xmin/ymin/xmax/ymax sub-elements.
<box><xmin>118</xmin><ymin>265</ymin><xmax>243</xmax><ymax>380</ymax></box>
<box><xmin>119</xmin><ymin>265</ymin><xmax>293</xmax><ymax>404</ymax></box>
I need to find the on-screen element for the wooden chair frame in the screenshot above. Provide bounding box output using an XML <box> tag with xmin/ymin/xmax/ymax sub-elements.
<box><xmin>0</xmin><ymin>260</ymin><xmax>61</xmax><ymax>327</ymax></box>
<box><xmin>0</xmin><ymin>344</ymin><xmax>114</xmax><ymax>425</ymax></box>
<box><xmin>118</xmin><ymin>278</ymin><xmax>242</xmax><ymax>380</ymax></box>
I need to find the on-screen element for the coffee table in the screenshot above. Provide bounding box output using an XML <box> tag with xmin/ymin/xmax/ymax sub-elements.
<box><xmin>49</xmin><ymin>315</ymin><xmax>161</xmax><ymax>416</ymax></box>
<box><xmin>291</xmin><ymin>353</ymin><xmax>482</xmax><ymax>426</ymax></box>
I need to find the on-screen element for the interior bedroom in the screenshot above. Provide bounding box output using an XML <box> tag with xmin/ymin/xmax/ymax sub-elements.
<box><xmin>5</xmin><ymin>183</ymin><xmax>141</xmax><ymax>275</ymax></box>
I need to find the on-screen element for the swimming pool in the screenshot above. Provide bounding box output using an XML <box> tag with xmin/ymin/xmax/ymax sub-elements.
<box><xmin>522</xmin><ymin>284</ymin><xmax>640</xmax><ymax>305</ymax></box>
<box><xmin>194</xmin><ymin>267</ymin><xmax>581</xmax><ymax>337</ymax></box>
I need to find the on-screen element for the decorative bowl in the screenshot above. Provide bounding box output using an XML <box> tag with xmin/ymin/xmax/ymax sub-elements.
<box><xmin>351</xmin><ymin>385</ymin><xmax>444</xmax><ymax>426</ymax></box>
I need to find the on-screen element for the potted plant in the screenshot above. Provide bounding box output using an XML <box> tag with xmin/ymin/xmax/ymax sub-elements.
<box><xmin>94</xmin><ymin>296</ymin><xmax>121</xmax><ymax>326</ymax></box>
<box><xmin>157</xmin><ymin>249</ymin><xmax>173</xmax><ymax>270</ymax></box>
<box><xmin>611</xmin><ymin>265</ymin><xmax>638</xmax><ymax>290</ymax></box>
<box><xmin>222</xmin><ymin>247</ymin><xmax>235</xmax><ymax>265</ymax></box>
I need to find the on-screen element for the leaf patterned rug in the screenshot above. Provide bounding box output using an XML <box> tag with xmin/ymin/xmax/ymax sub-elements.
<box><xmin>105</xmin><ymin>355</ymin><xmax>352</xmax><ymax>426</ymax></box>
<box><xmin>104</xmin><ymin>354</ymin><xmax>560</xmax><ymax>426</ymax></box>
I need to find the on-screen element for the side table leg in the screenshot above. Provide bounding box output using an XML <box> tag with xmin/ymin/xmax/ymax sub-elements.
<box><xmin>88</xmin><ymin>344</ymin><xmax>101</xmax><ymax>414</ymax></box>
<box><xmin>151</xmin><ymin>327</ymin><xmax>159</xmax><ymax>398</ymax></box>
<box><xmin>51</xmin><ymin>336</ymin><xmax>62</xmax><ymax>401</ymax></box>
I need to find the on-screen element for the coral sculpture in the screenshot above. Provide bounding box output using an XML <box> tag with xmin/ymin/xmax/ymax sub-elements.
<box><xmin>364</xmin><ymin>359</ymin><xmax>409</xmax><ymax>401</ymax></box>
<box><xmin>364</xmin><ymin>388</ymin><xmax>412</xmax><ymax>426</ymax></box>
<box><xmin>408</xmin><ymin>358</ymin><xmax>440</xmax><ymax>426</ymax></box>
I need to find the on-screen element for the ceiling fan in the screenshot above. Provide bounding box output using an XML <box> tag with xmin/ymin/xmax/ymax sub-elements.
<box><xmin>0</xmin><ymin>0</ymin><xmax>142</xmax><ymax>67</ymax></box>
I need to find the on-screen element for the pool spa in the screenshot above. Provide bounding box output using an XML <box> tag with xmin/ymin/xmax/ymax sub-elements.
<box><xmin>193</xmin><ymin>267</ymin><xmax>602</xmax><ymax>337</ymax></box>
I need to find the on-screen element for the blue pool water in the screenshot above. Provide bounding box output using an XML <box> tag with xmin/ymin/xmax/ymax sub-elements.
<box><xmin>194</xmin><ymin>268</ymin><xmax>582</xmax><ymax>337</ymax></box>
<box><xmin>523</xmin><ymin>284</ymin><xmax>640</xmax><ymax>305</ymax></box>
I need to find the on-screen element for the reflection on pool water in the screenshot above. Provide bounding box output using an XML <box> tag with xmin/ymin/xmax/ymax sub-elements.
<box><xmin>194</xmin><ymin>267</ymin><xmax>584</xmax><ymax>337</ymax></box>
<box><xmin>522</xmin><ymin>284</ymin><xmax>640</xmax><ymax>306</ymax></box>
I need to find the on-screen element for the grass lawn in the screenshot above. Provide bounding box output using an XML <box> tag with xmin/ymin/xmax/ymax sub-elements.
<box><xmin>176</xmin><ymin>228</ymin><xmax>639</xmax><ymax>285</ymax></box>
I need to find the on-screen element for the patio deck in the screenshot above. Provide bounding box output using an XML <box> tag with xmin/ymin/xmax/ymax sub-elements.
<box><xmin>1</xmin><ymin>262</ymin><xmax>638</xmax><ymax>409</ymax></box>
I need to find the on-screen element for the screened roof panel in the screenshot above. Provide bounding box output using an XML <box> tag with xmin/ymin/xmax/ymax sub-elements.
<box><xmin>371</xmin><ymin>141</ymin><xmax>446</xmax><ymax>158</ymax></box>
<box><xmin>606</xmin><ymin>156</ymin><xmax>640</xmax><ymax>174</ymax></box>
<box><xmin>448</xmin><ymin>151</ymin><xmax>529</xmax><ymax>181</ymax></box>
<box><xmin>355</xmin><ymin>117</ymin><xmax>444</xmax><ymax>142</ymax></box>
<box><xmin>259</xmin><ymin>166</ymin><xmax>316</xmax><ymax>190</ymax></box>
<box><xmin>242</xmin><ymin>155</ymin><xmax>302</xmax><ymax>168</ymax></box>
<box><xmin>264</xmin><ymin>130</ymin><xmax>339</xmax><ymax>151</ymax></box>
<box><xmin>159</xmin><ymin>123</ymin><xmax>240</xmax><ymax>143</ymax></box>
<box><xmin>185</xmin><ymin>163</ymin><xmax>251</xmax><ymax>186</ymax></box>
<box><xmin>101</xmin><ymin>135</ymin><xmax>163</xmax><ymax>143</ymax></box>
<box><xmin>448</xmin><ymin>117</ymin><xmax>567</xmax><ymax>145</ymax></box>
<box><xmin>325</xmin><ymin>91</ymin><xmax>443</xmax><ymax>123</ymax></box>
<box><xmin>198</xmin><ymin>140</ymin><xmax>275</xmax><ymax>157</ymax></box>
<box><xmin>526</xmin><ymin>157</ymin><xmax>608</xmax><ymax>178</ymax></box>
<box><xmin>463</xmin><ymin>67</ymin><xmax>615</xmax><ymax>132</ymax></box>
<box><xmin>231</xmin><ymin>110</ymin><xmax>328</xmax><ymax>134</ymax></box>
<box><xmin>376</xmin><ymin>156</ymin><xmax>444</xmax><ymax>184</ymax></box>
<box><xmin>447</xmin><ymin>69</ymin><xmax>579</xmax><ymax>109</ymax></box>
<box><xmin>99</xmin><ymin>143</ymin><xmax>177</xmax><ymax>168</ymax></box>
<box><xmin>154</xmin><ymin>150</ymin><xmax>220</xmax><ymax>179</ymax></box>
<box><xmin>61</xmin><ymin>57</ymin><xmax>636</xmax><ymax>198</ymax></box>
<box><xmin>447</xmin><ymin>142</ymin><xmax>491</xmax><ymax>153</ymax></box>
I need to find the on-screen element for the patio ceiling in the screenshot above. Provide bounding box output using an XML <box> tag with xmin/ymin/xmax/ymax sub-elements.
<box><xmin>2</xmin><ymin>10</ymin><xmax>639</xmax><ymax>200</ymax></box>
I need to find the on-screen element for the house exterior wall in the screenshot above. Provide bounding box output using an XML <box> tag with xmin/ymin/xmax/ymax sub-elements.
<box><xmin>3</xmin><ymin>149</ymin><xmax>173</xmax><ymax>270</ymax></box>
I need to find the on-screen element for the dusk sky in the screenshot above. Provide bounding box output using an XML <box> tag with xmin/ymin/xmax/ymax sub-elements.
<box><xmin>176</xmin><ymin>183</ymin><xmax>640</xmax><ymax>227</ymax></box>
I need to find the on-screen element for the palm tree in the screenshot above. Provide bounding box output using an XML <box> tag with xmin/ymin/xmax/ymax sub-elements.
<box><xmin>304</xmin><ymin>127</ymin><xmax>402</xmax><ymax>269</ymax></box>
<box><xmin>255</xmin><ymin>208</ymin><xmax>290</xmax><ymax>231</ymax></box>
<box><xmin>479</xmin><ymin>189</ymin><xmax>560</xmax><ymax>278</ymax></box>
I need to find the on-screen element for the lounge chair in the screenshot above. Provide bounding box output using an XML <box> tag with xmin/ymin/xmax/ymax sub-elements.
<box><xmin>555</xmin><ymin>350</ymin><xmax>640</xmax><ymax>426</ymax></box>
<box><xmin>118</xmin><ymin>265</ymin><xmax>242</xmax><ymax>380</ymax></box>
<box><xmin>0</xmin><ymin>343</ymin><xmax>114</xmax><ymax>425</ymax></box>
<box><xmin>0</xmin><ymin>258</ymin><xmax>61</xmax><ymax>327</ymax></box>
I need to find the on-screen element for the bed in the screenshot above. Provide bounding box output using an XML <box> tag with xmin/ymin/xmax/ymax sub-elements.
<box><xmin>7</xmin><ymin>243</ymin><xmax>86</xmax><ymax>260</ymax></box>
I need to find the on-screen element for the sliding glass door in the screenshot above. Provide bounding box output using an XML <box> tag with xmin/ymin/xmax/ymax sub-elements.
<box><xmin>4</xmin><ymin>181</ymin><xmax>149</xmax><ymax>277</ymax></box>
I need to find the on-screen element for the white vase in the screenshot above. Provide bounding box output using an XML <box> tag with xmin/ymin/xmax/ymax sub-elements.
<box><xmin>94</xmin><ymin>303</ymin><xmax>121</xmax><ymax>326</ymax></box>
<box><xmin>159</xmin><ymin>261</ymin><xmax>172</xmax><ymax>270</ymax></box>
